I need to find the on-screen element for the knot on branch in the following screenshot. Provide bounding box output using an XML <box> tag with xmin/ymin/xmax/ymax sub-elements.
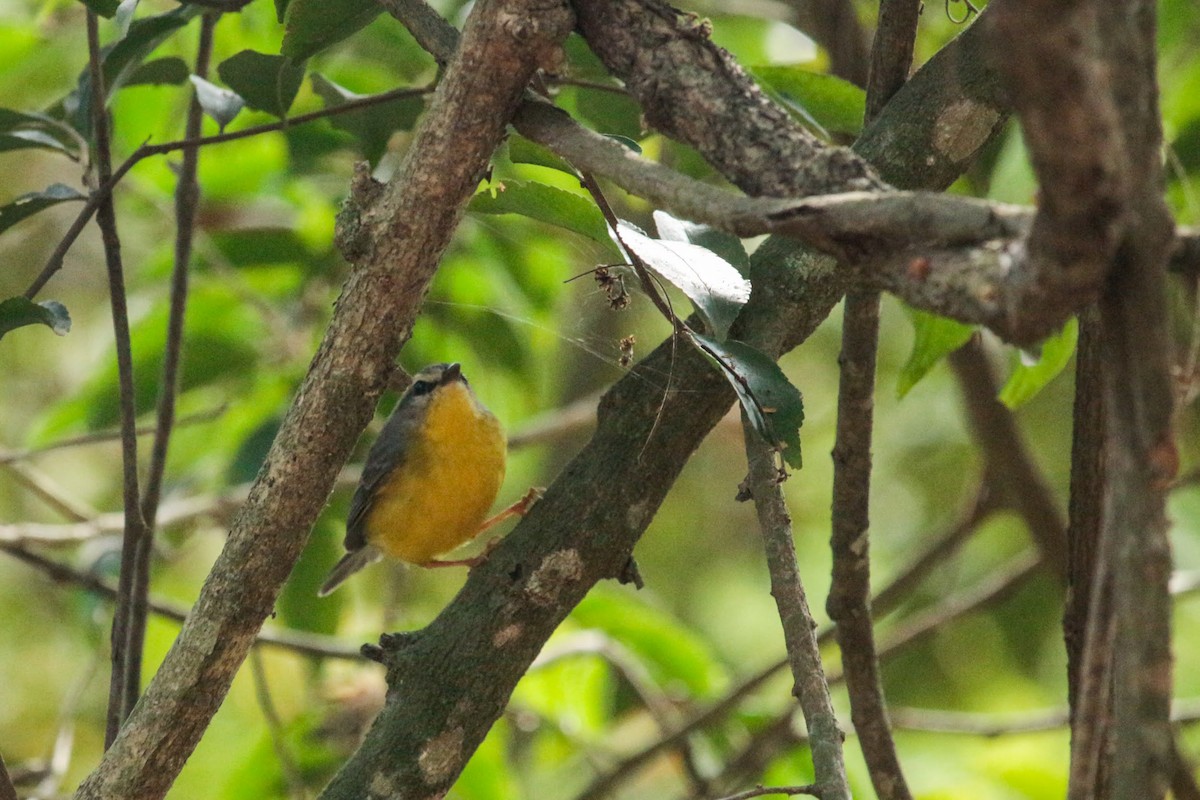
<box><xmin>334</xmin><ymin>162</ymin><xmax>385</xmax><ymax>264</ymax></box>
<box><xmin>498</xmin><ymin>1</ymin><xmax>576</xmax><ymax>71</ymax></box>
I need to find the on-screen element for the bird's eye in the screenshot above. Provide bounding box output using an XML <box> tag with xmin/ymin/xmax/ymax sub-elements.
<box><xmin>410</xmin><ymin>379</ymin><xmax>436</xmax><ymax>397</ymax></box>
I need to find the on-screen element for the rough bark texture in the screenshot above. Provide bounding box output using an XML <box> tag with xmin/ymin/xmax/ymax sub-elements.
<box><xmin>73</xmin><ymin>1</ymin><xmax>574</xmax><ymax>797</ymax></box>
<box><xmin>1064</xmin><ymin>305</ymin><xmax>1105</xmax><ymax>719</ymax></box>
<box><xmin>304</xmin><ymin>0</ymin><xmax>1020</xmax><ymax>794</ymax></box>
<box><xmin>991</xmin><ymin>0</ymin><xmax>1176</xmax><ymax>796</ymax></box>
<box><xmin>986</xmin><ymin>0</ymin><xmax>1129</xmax><ymax>344</ymax></box>
<box><xmin>826</xmin><ymin>0</ymin><xmax>920</xmax><ymax>794</ymax></box>
<box><xmin>856</xmin><ymin>5</ymin><xmax>1008</xmax><ymax>192</ymax></box>
<box><xmin>573</xmin><ymin>0</ymin><xmax>886</xmax><ymax>197</ymax></box>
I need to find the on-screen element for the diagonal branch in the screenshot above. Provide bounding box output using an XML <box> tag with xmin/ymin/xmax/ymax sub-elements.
<box><xmin>573</xmin><ymin>0</ymin><xmax>886</xmax><ymax>197</ymax></box>
<box><xmin>324</xmin><ymin>3</ymin><xmax>1022</xmax><ymax>797</ymax></box>
<box><xmin>72</xmin><ymin>1</ymin><xmax>575</xmax><ymax>797</ymax></box>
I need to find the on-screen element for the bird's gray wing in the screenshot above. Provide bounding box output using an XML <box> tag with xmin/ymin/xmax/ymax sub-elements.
<box><xmin>344</xmin><ymin>403</ymin><xmax>420</xmax><ymax>551</ymax></box>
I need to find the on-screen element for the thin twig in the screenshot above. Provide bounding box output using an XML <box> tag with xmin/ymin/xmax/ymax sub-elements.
<box><xmin>891</xmin><ymin>701</ymin><xmax>1200</xmax><ymax>738</ymax></box>
<box><xmin>2</xmin><ymin>461</ymin><xmax>98</xmax><ymax>522</ymax></box>
<box><xmin>35</xmin><ymin>650</ymin><xmax>102</xmax><ymax>798</ymax></box>
<box><xmin>534</xmin><ymin>631</ymin><xmax>710</xmax><ymax>791</ymax></box>
<box><xmin>0</xmin><ymin>406</ymin><xmax>227</xmax><ymax>465</ymax></box>
<box><xmin>0</xmin><ymin>753</ymin><xmax>16</xmax><ymax>800</ymax></box>
<box><xmin>124</xmin><ymin>10</ymin><xmax>219</xmax><ymax>730</ymax></box>
<box><xmin>24</xmin><ymin>84</ymin><xmax>433</xmax><ymax>300</ymax></box>
<box><xmin>890</xmin><ymin>706</ymin><xmax>1068</xmax><ymax>735</ymax></box>
<box><xmin>0</xmin><ymin>543</ymin><xmax>364</xmax><ymax>660</ymax></box>
<box><xmin>948</xmin><ymin>339</ymin><xmax>1069</xmax><ymax>577</ymax></box>
<box><xmin>827</xmin><ymin>286</ymin><xmax>902</xmax><ymax>798</ymax></box>
<box><xmin>577</xmin><ymin>171</ymin><xmax>681</xmax><ymax>330</ymax></box>
<box><xmin>547</xmin><ymin>76</ymin><xmax>629</xmax><ymax>95</ymax></box>
<box><xmin>573</xmin><ymin>489</ymin><xmax>995</xmax><ymax>800</ymax></box>
<box><xmin>705</xmin><ymin>553</ymin><xmax>1044</xmax><ymax>796</ymax></box>
<box><xmin>825</xmin><ymin>1</ymin><xmax>919</xmax><ymax>796</ymax></box>
<box><xmin>85</xmin><ymin>9</ymin><xmax>150</xmax><ymax>748</ymax></box>
<box><xmin>741</xmin><ymin>427</ymin><xmax>850</xmax><ymax>800</ymax></box>
<box><xmin>712</xmin><ymin>785</ymin><xmax>819</xmax><ymax>800</ymax></box>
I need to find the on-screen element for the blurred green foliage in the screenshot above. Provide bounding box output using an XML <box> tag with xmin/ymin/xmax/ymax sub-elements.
<box><xmin>1</xmin><ymin>1</ymin><xmax>1199</xmax><ymax>799</ymax></box>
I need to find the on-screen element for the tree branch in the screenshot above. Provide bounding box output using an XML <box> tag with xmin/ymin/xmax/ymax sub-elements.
<box><xmin>574</xmin><ymin>487</ymin><xmax>993</xmax><ymax>800</ymax></box>
<box><xmin>740</xmin><ymin>431</ymin><xmax>850</xmax><ymax>800</ymax></box>
<box><xmin>826</xmin><ymin>1</ymin><xmax>919</xmax><ymax>794</ymax></box>
<box><xmin>573</xmin><ymin>0</ymin><xmax>886</xmax><ymax>198</ymax></box>
<box><xmin>1096</xmin><ymin>1</ymin><xmax>1177</xmax><ymax>789</ymax></box>
<box><xmin>84</xmin><ymin>9</ymin><xmax>150</xmax><ymax>748</ymax></box>
<box><xmin>1064</xmin><ymin>306</ymin><xmax>1105</xmax><ymax>719</ymax></box>
<box><xmin>72</xmin><ymin>1</ymin><xmax>574</xmax><ymax>796</ymax></box>
<box><xmin>122</xmin><ymin>9</ymin><xmax>219</xmax><ymax>742</ymax></box>
<box><xmin>856</xmin><ymin>8</ymin><xmax>1007</xmax><ymax>191</ymax></box>
<box><xmin>989</xmin><ymin>0</ymin><xmax>1177</xmax><ymax>795</ymax></box>
<box><xmin>0</xmin><ymin>542</ymin><xmax>363</xmax><ymax>661</ymax></box>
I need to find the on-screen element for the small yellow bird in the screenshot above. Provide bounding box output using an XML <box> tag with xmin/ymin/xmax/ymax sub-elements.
<box><xmin>319</xmin><ymin>362</ymin><xmax>527</xmax><ymax>597</ymax></box>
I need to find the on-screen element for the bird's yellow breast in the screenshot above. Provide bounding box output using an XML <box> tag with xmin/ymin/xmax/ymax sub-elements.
<box><xmin>364</xmin><ymin>382</ymin><xmax>506</xmax><ymax>564</ymax></box>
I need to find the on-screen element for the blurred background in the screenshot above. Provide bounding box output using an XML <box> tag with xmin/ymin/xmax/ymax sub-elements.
<box><xmin>1</xmin><ymin>0</ymin><xmax>1199</xmax><ymax>797</ymax></box>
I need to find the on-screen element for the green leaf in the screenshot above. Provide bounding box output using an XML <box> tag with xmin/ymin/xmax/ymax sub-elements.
<box><xmin>897</xmin><ymin>309</ymin><xmax>976</xmax><ymax>398</ymax></box>
<box><xmin>217</xmin><ymin>50</ymin><xmax>305</xmax><ymax>119</ymax></box>
<box><xmin>0</xmin><ymin>130</ymin><xmax>71</xmax><ymax>155</ymax></box>
<box><xmin>78</xmin><ymin>0</ymin><xmax>121</xmax><ymax>18</ymax></box>
<box><xmin>515</xmin><ymin>649</ymin><xmax>610</xmax><ymax>740</ymax></box>
<box><xmin>605</xmin><ymin>133</ymin><xmax>642</xmax><ymax>154</ymax></box>
<box><xmin>998</xmin><ymin>317</ymin><xmax>1079</xmax><ymax>409</ymax></box>
<box><xmin>113</xmin><ymin>0</ymin><xmax>138</xmax><ymax>37</ymax></box>
<box><xmin>570</xmin><ymin>585</ymin><xmax>728</xmax><ymax>697</ymax></box>
<box><xmin>469</xmin><ymin>180</ymin><xmax>616</xmax><ymax>252</ymax></box>
<box><xmin>0</xmin><ymin>297</ymin><xmax>71</xmax><ymax>341</ymax></box>
<box><xmin>60</xmin><ymin>5</ymin><xmax>200</xmax><ymax>135</ymax></box>
<box><xmin>309</xmin><ymin>73</ymin><xmax>424</xmax><ymax>164</ymax></box>
<box><xmin>126</xmin><ymin>56</ymin><xmax>190</xmax><ymax>87</ymax></box>
<box><xmin>653</xmin><ymin>209</ymin><xmax>749</xmax><ymax>276</ymax></box>
<box><xmin>750</xmin><ymin>65</ymin><xmax>866</xmax><ymax>137</ymax></box>
<box><xmin>209</xmin><ymin>227</ymin><xmax>315</xmax><ymax>268</ymax></box>
<box><xmin>690</xmin><ymin>333</ymin><xmax>805</xmax><ymax>468</ymax></box>
<box><xmin>0</xmin><ymin>109</ymin><xmax>82</xmax><ymax>159</ymax></box>
<box><xmin>32</xmin><ymin>283</ymin><xmax>263</xmax><ymax>438</ymax></box>
<box><xmin>506</xmin><ymin>134</ymin><xmax>575</xmax><ymax>175</ymax></box>
<box><xmin>616</xmin><ymin>221</ymin><xmax>751</xmax><ymax>340</ymax></box>
<box><xmin>189</xmin><ymin>76</ymin><xmax>244</xmax><ymax>132</ymax></box>
<box><xmin>0</xmin><ymin>183</ymin><xmax>86</xmax><ymax>236</ymax></box>
<box><xmin>282</xmin><ymin>0</ymin><xmax>382</xmax><ymax>61</ymax></box>
<box><xmin>279</xmin><ymin>513</ymin><xmax>342</xmax><ymax>637</ymax></box>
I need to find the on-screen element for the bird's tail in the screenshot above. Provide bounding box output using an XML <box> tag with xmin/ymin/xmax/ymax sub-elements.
<box><xmin>317</xmin><ymin>545</ymin><xmax>383</xmax><ymax>597</ymax></box>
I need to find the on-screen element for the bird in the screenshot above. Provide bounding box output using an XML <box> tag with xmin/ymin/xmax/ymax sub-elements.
<box><xmin>318</xmin><ymin>362</ymin><xmax>533</xmax><ymax>597</ymax></box>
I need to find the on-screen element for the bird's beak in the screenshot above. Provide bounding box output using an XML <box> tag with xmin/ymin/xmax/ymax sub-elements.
<box><xmin>441</xmin><ymin>362</ymin><xmax>462</xmax><ymax>385</ymax></box>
